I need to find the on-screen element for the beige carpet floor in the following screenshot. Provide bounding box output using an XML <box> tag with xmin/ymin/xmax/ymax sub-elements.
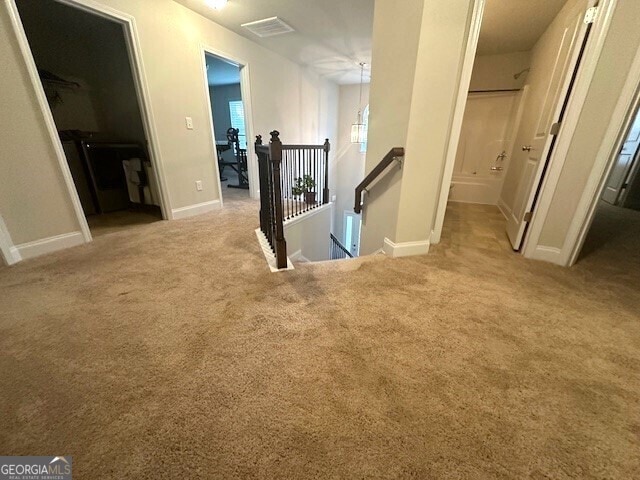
<box><xmin>0</xmin><ymin>197</ymin><xmax>639</xmax><ymax>479</ymax></box>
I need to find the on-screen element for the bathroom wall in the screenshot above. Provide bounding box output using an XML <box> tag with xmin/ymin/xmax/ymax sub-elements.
<box><xmin>469</xmin><ymin>51</ymin><xmax>531</xmax><ymax>92</ymax></box>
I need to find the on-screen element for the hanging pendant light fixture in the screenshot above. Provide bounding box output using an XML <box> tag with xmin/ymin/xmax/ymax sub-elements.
<box><xmin>351</xmin><ymin>62</ymin><xmax>366</xmax><ymax>143</ymax></box>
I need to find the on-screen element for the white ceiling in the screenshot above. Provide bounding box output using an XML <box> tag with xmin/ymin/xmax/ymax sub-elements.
<box><xmin>175</xmin><ymin>0</ymin><xmax>569</xmax><ymax>84</ymax></box>
<box><xmin>205</xmin><ymin>54</ymin><xmax>241</xmax><ymax>86</ymax></box>
<box><xmin>174</xmin><ymin>0</ymin><xmax>375</xmax><ymax>85</ymax></box>
<box><xmin>477</xmin><ymin>0</ymin><xmax>568</xmax><ymax>55</ymax></box>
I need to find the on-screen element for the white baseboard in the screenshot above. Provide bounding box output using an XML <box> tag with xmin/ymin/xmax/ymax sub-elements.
<box><xmin>497</xmin><ymin>198</ymin><xmax>511</xmax><ymax>220</ymax></box>
<box><xmin>16</xmin><ymin>231</ymin><xmax>85</xmax><ymax>261</ymax></box>
<box><xmin>289</xmin><ymin>249</ymin><xmax>310</xmax><ymax>263</ymax></box>
<box><xmin>0</xmin><ymin>215</ymin><xmax>21</xmax><ymax>266</ymax></box>
<box><xmin>382</xmin><ymin>237</ymin><xmax>430</xmax><ymax>258</ymax></box>
<box><xmin>528</xmin><ymin>245</ymin><xmax>564</xmax><ymax>265</ymax></box>
<box><xmin>171</xmin><ymin>200</ymin><xmax>221</xmax><ymax>220</ymax></box>
<box><xmin>255</xmin><ymin>229</ymin><xmax>294</xmax><ymax>272</ymax></box>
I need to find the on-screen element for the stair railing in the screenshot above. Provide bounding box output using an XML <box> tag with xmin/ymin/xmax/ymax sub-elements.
<box><xmin>329</xmin><ymin>233</ymin><xmax>353</xmax><ymax>260</ymax></box>
<box><xmin>256</xmin><ymin>131</ymin><xmax>331</xmax><ymax>270</ymax></box>
<box><xmin>354</xmin><ymin>147</ymin><xmax>405</xmax><ymax>214</ymax></box>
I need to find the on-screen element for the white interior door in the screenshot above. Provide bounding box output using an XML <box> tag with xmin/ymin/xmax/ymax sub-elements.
<box><xmin>505</xmin><ymin>1</ymin><xmax>594</xmax><ymax>250</ymax></box>
<box><xmin>602</xmin><ymin>109</ymin><xmax>640</xmax><ymax>204</ymax></box>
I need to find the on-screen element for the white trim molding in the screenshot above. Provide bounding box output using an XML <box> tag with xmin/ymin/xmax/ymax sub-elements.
<box><xmin>255</xmin><ymin>229</ymin><xmax>294</xmax><ymax>272</ymax></box>
<box><xmin>0</xmin><ymin>215</ymin><xmax>22</xmax><ymax>266</ymax></box>
<box><xmin>288</xmin><ymin>250</ymin><xmax>310</xmax><ymax>263</ymax></box>
<box><xmin>528</xmin><ymin>245</ymin><xmax>563</xmax><ymax>264</ymax></box>
<box><xmin>16</xmin><ymin>231</ymin><xmax>84</xmax><ymax>261</ymax></box>
<box><xmin>201</xmin><ymin>44</ymin><xmax>259</xmax><ymax>202</ymax></box>
<box><xmin>431</xmin><ymin>0</ymin><xmax>486</xmax><ymax>245</ymax></box>
<box><xmin>382</xmin><ymin>237</ymin><xmax>430</xmax><ymax>258</ymax></box>
<box><xmin>171</xmin><ymin>200</ymin><xmax>221</xmax><ymax>220</ymax></box>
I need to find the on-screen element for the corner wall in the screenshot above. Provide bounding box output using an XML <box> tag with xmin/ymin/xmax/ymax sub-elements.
<box><xmin>359</xmin><ymin>0</ymin><xmax>425</xmax><ymax>255</ymax></box>
<box><xmin>360</xmin><ymin>0</ymin><xmax>475</xmax><ymax>254</ymax></box>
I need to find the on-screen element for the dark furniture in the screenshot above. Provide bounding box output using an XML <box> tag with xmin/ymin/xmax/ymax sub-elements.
<box><xmin>216</xmin><ymin>142</ymin><xmax>231</xmax><ymax>181</ymax></box>
<box><xmin>222</xmin><ymin>128</ymin><xmax>249</xmax><ymax>189</ymax></box>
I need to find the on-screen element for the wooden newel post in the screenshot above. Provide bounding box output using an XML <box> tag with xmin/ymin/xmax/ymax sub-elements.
<box><xmin>269</xmin><ymin>130</ymin><xmax>288</xmax><ymax>269</ymax></box>
<box><xmin>323</xmin><ymin>139</ymin><xmax>330</xmax><ymax>204</ymax></box>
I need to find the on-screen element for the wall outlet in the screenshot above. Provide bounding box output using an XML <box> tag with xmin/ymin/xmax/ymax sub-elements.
<box><xmin>185</xmin><ymin>117</ymin><xmax>194</xmax><ymax>130</ymax></box>
<box><xmin>195</xmin><ymin>180</ymin><xmax>203</xmax><ymax>191</ymax></box>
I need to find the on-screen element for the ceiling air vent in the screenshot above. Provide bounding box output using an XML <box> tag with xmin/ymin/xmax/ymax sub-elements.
<box><xmin>241</xmin><ymin>17</ymin><xmax>294</xmax><ymax>38</ymax></box>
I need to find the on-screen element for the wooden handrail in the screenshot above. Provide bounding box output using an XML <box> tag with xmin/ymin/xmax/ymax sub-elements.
<box><xmin>354</xmin><ymin>147</ymin><xmax>405</xmax><ymax>214</ymax></box>
<box><xmin>330</xmin><ymin>233</ymin><xmax>353</xmax><ymax>259</ymax></box>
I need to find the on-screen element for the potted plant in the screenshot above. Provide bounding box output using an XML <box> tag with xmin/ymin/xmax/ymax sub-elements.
<box><xmin>292</xmin><ymin>175</ymin><xmax>317</xmax><ymax>205</ymax></box>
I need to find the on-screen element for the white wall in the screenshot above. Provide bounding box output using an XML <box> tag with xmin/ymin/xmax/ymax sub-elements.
<box><xmin>361</xmin><ymin>0</ymin><xmax>475</xmax><ymax>254</ymax></box>
<box><xmin>469</xmin><ymin>51</ymin><xmax>531</xmax><ymax>91</ymax></box>
<box><xmin>284</xmin><ymin>204</ymin><xmax>333</xmax><ymax>262</ymax></box>
<box><xmin>359</xmin><ymin>0</ymin><xmax>425</xmax><ymax>255</ymax></box>
<box><xmin>333</xmin><ymin>83</ymin><xmax>369</xmax><ymax>243</ymax></box>
<box><xmin>0</xmin><ymin>0</ymin><xmax>338</xmax><ymax>254</ymax></box>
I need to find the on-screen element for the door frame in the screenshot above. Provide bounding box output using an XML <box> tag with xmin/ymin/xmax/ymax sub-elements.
<box><xmin>5</xmin><ymin>0</ymin><xmax>172</xmax><ymax>243</ymax></box>
<box><xmin>565</xmin><ymin>42</ymin><xmax>640</xmax><ymax>266</ymax></box>
<box><xmin>200</xmin><ymin>45</ymin><xmax>259</xmax><ymax>202</ymax></box>
<box><xmin>618</xmin><ymin>143</ymin><xmax>640</xmax><ymax>206</ymax></box>
<box><xmin>431</xmin><ymin>0</ymin><xmax>485</xmax><ymax>244</ymax></box>
<box><xmin>431</xmin><ymin>0</ymin><xmax>618</xmax><ymax>259</ymax></box>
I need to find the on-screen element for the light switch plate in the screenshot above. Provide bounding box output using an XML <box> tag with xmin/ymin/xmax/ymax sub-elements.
<box><xmin>185</xmin><ymin>117</ymin><xmax>194</xmax><ymax>130</ymax></box>
<box><xmin>195</xmin><ymin>180</ymin><xmax>203</xmax><ymax>191</ymax></box>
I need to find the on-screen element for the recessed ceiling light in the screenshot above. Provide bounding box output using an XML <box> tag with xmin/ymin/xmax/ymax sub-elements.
<box><xmin>206</xmin><ymin>0</ymin><xmax>228</xmax><ymax>10</ymax></box>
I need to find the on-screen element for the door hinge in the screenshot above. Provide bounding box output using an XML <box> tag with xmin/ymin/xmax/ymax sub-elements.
<box><xmin>550</xmin><ymin>122</ymin><xmax>562</xmax><ymax>136</ymax></box>
<box><xmin>584</xmin><ymin>6</ymin><xmax>598</xmax><ymax>24</ymax></box>
<box><xmin>524</xmin><ymin>211</ymin><xmax>533</xmax><ymax>222</ymax></box>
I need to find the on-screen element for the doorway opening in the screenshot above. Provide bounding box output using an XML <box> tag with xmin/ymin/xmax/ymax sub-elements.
<box><xmin>15</xmin><ymin>0</ymin><xmax>166</xmax><ymax>238</ymax></box>
<box><xmin>438</xmin><ymin>0</ymin><xmax>597</xmax><ymax>255</ymax></box>
<box><xmin>575</xmin><ymin>102</ymin><xmax>640</xmax><ymax>269</ymax></box>
<box><xmin>204</xmin><ymin>52</ymin><xmax>251</xmax><ymax>205</ymax></box>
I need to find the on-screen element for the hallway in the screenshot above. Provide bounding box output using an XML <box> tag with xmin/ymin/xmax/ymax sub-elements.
<box><xmin>439</xmin><ymin>202</ymin><xmax>513</xmax><ymax>255</ymax></box>
<box><xmin>0</xmin><ymin>197</ymin><xmax>639</xmax><ymax>479</ymax></box>
<box><xmin>578</xmin><ymin>201</ymin><xmax>640</xmax><ymax>270</ymax></box>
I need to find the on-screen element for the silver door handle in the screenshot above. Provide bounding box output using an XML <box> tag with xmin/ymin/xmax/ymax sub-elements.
<box><xmin>522</xmin><ymin>145</ymin><xmax>533</xmax><ymax>151</ymax></box>
<box><xmin>490</xmin><ymin>166</ymin><xmax>503</xmax><ymax>171</ymax></box>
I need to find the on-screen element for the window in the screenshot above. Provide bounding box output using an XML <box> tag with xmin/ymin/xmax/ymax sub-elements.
<box><xmin>360</xmin><ymin>105</ymin><xmax>369</xmax><ymax>153</ymax></box>
<box><xmin>229</xmin><ymin>100</ymin><xmax>247</xmax><ymax>149</ymax></box>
